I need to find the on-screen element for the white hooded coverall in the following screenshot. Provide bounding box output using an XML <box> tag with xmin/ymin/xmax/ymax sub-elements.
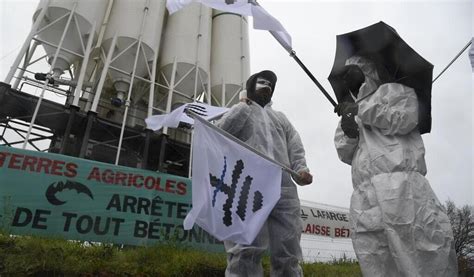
<box><xmin>335</xmin><ymin>56</ymin><xmax>458</xmax><ymax>276</ymax></box>
<box><xmin>216</xmin><ymin>100</ymin><xmax>308</xmax><ymax>277</ymax></box>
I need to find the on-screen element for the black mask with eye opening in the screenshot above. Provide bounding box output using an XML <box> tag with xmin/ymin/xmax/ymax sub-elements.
<box><xmin>246</xmin><ymin>70</ymin><xmax>277</xmax><ymax>107</ymax></box>
<box><xmin>342</xmin><ymin>65</ymin><xmax>365</xmax><ymax>98</ymax></box>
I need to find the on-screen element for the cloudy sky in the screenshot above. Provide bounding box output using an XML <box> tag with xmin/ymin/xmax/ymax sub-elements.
<box><xmin>0</xmin><ymin>0</ymin><xmax>472</xmax><ymax>209</ymax></box>
<box><xmin>247</xmin><ymin>0</ymin><xmax>472</xmax><ymax>208</ymax></box>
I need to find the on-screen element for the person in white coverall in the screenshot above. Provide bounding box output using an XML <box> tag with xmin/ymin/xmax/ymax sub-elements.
<box><xmin>334</xmin><ymin>56</ymin><xmax>458</xmax><ymax>276</ymax></box>
<box><xmin>216</xmin><ymin>70</ymin><xmax>313</xmax><ymax>277</ymax></box>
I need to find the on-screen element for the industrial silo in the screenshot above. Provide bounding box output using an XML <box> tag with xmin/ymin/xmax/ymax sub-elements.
<box><xmin>32</xmin><ymin>0</ymin><xmax>108</xmax><ymax>78</ymax></box>
<box><xmin>99</xmin><ymin>0</ymin><xmax>166</xmax><ymax>126</ymax></box>
<box><xmin>1</xmin><ymin>1</ymin><xmax>251</xmax><ymax>175</ymax></box>
<box><xmin>210</xmin><ymin>10</ymin><xmax>250</xmax><ymax>107</ymax></box>
<box><xmin>157</xmin><ymin>3</ymin><xmax>212</xmax><ymax>112</ymax></box>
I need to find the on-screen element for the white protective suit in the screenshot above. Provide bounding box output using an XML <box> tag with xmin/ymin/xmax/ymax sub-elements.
<box><xmin>334</xmin><ymin>56</ymin><xmax>458</xmax><ymax>276</ymax></box>
<box><xmin>216</xmin><ymin>99</ymin><xmax>309</xmax><ymax>277</ymax></box>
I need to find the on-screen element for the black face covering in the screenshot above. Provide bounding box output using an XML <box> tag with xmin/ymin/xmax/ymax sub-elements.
<box><xmin>342</xmin><ymin>65</ymin><xmax>365</xmax><ymax>97</ymax></box>
<box><xmin>246</xmin><ymin>70</ymin><xmax>277</xmax><ymax>107</ymax></box>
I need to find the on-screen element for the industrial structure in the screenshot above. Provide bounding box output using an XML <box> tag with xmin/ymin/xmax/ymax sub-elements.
<box><xmin>0</xmin><ymin>0</ymin><xmax>250</xmax><ymax>176</ymax></box>
<box><xmin>0</xmin><ymin>0</ymin><xmax>356</xmax><ymax>262</ymax></box>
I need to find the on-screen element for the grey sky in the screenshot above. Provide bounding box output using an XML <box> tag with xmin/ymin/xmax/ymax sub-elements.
<box><xmin>248</xmin><ymin>0</ymin><xmax>472</xmax><ymax>207</ymax></box>
<box><xmin>0</xmin><ymin>0</ymin><xmax>472</xmax><ymax>208</ymax></box>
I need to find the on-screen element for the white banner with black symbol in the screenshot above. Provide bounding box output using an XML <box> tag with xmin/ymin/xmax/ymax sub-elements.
<box><xmin>184</xmin><ymin>119</ymin><xmax>282</xmax><ymax>245</ymax></box>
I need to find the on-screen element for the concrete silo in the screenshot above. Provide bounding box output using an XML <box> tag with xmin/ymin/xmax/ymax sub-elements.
<box><xmin>32</xmin><ymin>0</ymin><xmax>108</xmax><ymax>79</ymax></box>
<box><xmin>157</xmin><ymin>3</ymin><xmax>212</xmax><ymax>112</ymax></box>
<box><xmin>101</xmin><ymin>0</ymin><xmax>165</xmax><ymax>109</ymax></box>
<box><xmin>1</xmin><ymin>0</ymin><xmax>250</xmax><ymax>176</ymax></box>
<box><xmin>210</xmin><ymin>10</ymin><xmax>250</xmax><ymax>107</ymax></box>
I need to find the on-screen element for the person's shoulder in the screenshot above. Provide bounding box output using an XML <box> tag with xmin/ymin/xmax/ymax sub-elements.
<box><xmin>378</xmin><ymin>82</ymin><xmax>416</xmax><ymax>97</ymax></box>
<box><xmin>228</xmin><ymin>101</ymin><xmax>252</xmax><ymax>111</ymax></box>
<box><xmin>267</xmin><ymin>106</ymin><xmax>286</xmax><ymax>117</ymax></box>
<box><xmin>269</xmin><ymin>108</ymin><xmax>292</xmax><ymax>125</ymax></box>
<box><xmin>379</xmin><ymin>82</ymin><xmax>415</xmax><ymax>92</ymax></box>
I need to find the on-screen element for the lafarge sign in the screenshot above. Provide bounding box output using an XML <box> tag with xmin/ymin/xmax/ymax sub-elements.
<box><xmin>300</xmin><ymin>205</ymin><xmax>351</xmax><ymax>239</ymax></box>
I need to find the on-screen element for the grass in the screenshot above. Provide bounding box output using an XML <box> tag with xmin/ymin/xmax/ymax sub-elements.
<box><xmin>0</xmin><ymin>232</ymin><xmax>361</xmax><ymax>276</ymax></box>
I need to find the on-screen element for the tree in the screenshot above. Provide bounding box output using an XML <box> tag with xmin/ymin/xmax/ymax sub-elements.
<box><xmin>445</xmin><ymin>200</ymin><xmax>474</xmax><ymax>274</ymax></box>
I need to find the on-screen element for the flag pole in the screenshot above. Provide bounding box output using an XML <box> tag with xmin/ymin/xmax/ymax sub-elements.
<box><xmin>289</xmin><ymin>50</ymin><xmax>338</xmax><ymax>107</ymax></box>
<box><xmin>268</xmin><ymin>31</ymin><xmax>338</xmax><ymax>107</ymax></box>
<box><xmin>187</xmin><ymin>111</ymin><xmax>300</xmax><ymax>177</ymax></box>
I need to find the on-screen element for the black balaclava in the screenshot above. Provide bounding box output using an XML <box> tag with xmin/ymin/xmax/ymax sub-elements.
<box><xmin>246</xmin><ymin>70</ymin><xmax>277</xmax><ymax>107</ymax></box>
<box><xmin>342</xmin><ymin>64</ymin><xmax>365</xmax><ymax>98</ymax></box>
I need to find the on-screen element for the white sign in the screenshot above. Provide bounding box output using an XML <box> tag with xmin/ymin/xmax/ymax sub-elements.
<box><xmin>300</xmin><ymin>205</ymin><xmax>351</xmax><ymax>239</ymax></box>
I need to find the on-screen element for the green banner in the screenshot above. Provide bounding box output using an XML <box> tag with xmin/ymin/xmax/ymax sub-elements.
<box><xmin>0</xmin><ymin>146</ymin><xmax>223</xmax><ymax>252</ymax></box>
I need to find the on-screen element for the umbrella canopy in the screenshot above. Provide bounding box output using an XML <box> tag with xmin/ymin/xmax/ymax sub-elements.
<box><xmin>328</xmin><ymin>21</ymin><xmax>433</xmax><ymax>134</ymax></box>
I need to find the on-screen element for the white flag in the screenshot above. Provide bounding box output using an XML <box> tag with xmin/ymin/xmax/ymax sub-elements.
<box><xmin>144</xmin><ymin>102</ymin><xmax>228</xmax><ymax>131</ymax></box>
<box><xmin>166</xmin><ymin>0</ymin><xmax>292</xmax><ymax>51</ymax></box>
<box><xmin>184</xmin><ymin>119</ymin><xmax>281</xmax><ymax>245</ymax></box>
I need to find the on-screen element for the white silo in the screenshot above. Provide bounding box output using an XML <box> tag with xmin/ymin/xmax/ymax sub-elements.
<box><xmin>210</xmin><ymin>10</ymin><xmax>250</xmax><ymax>107</ymax></box>
<box><xmin>157</xmin><ymin>3</ymin><xmax>212</xmax><ymax>111</ymax></box>
<box><xmin>102</xmin><ymin>0</ymin><xmax>166</xmax><ymax>106</ymax></box>
<box><xmin>33</xmin><ymin>0</ymin><xmax>108</xmax><ymax>78</ymax></box>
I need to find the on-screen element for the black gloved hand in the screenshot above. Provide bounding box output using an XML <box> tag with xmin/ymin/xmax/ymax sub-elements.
<box><xmin>334</xmin><ymin>102</ymin><xmax>358</xmax><ymax>117</ymax></box>
<box><xmin>341</xmin><ymin>114</ymin><xmax>359</xmax><ymax>138</ymax></box>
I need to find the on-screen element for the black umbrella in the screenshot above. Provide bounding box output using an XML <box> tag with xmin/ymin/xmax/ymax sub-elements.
<box><xmin>328</xmin><ymin>21</ymin><xmax>433</xmax><ymax>134</ymax></box>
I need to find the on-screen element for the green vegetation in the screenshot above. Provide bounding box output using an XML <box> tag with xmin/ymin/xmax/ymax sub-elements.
<box><xmin>0</xmin><ymin>232</ymin><xmax>361</xmax><ymax>276</ymax></box>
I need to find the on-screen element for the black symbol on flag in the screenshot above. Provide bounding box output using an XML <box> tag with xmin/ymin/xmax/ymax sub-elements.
<box><xmin>225</xmin><ymin>0</ymin><xmax>257</xmax><ymax>6</ymax></box>
<box><xmin>186</xmin><ymin>104</ymin><xmax>207</xmax><ymax>117</ymax></box>
<box><xmin>45</xmin><ymin>180</ymin><xmax>94</xmax><ymax>206</ymax></box>
<box><xmin>210</xmin><ymin>157</ymin><xmax>263</xmax><ymax>226</ymax></box>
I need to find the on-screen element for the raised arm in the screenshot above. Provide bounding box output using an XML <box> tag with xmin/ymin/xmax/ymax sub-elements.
<box><xmin>357</xmin><ymin>83</ymin><xmax>419</xmax><ymax>136</ymax></box>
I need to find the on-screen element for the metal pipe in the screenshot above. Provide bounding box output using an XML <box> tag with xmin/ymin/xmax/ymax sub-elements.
<box><xmin>72</xmin><ymin>23</ymin><xmax>96</xmax><ymax>107</ymax></box>
<box><xmin>79</xmin><ymin>112</ymin><xmax>95</xmax><ymax>158</ymax></box>
<box><xmin>193</xmin><ymin>4</ymin><xmax>203</xmax><ymax>101</ymax></box>
<box><xmin>59</xmin><ymin>105</ymin><xmax>78</xmax><ymax>154</ymax></box>
<box><xmin>91</xmin><ymin>32</ymin><xmax>118</xmax><ymax>112</ymax></box>
<box><xmin>163</xmin><ymin>56</ymin><xmax>178</xmax><ymax>135</ymax></box>
<box><xmin>207</xmin><ymin>73</ymin><xmax>211</xmax><ymax>104</ymax></box>
<box><xmin>221</xmin><ymin>78</ymin><xmax>226</xmax><ymax>107</ymax></box>
<box><xmin>115</xmin><ymin>38</ymin><xmax>142</xmax><ymax>165</ymax></box>
<box><xmin>240</xmin><ymin>15</ymin><xmax>246</xmax><ymax>93</ymax></box>
<box><xmin>115</xmin><ymin>1</ymin><xmax>150</xmax><ymax>165</ymax></box>
<box><xmin>147</xmin><ymin>42</ymin><xmax>159</xmax><ymax>118</ymax></box>
<box><xmin>143</xmin><ymin>23</ymin><xmax>161</xmax><ymax>170</ymax></box>
<box><xmin>158</xmin><ymin>134</ymin><xmax>167</xmax><ymax>172</ymax></box>
<box><xmin>96</xmin><ymin>0</ymin><xmax>114</xmax><ymax>50</ymax></box>
<box><xmin>142</xmin><ymin>129</ymin><xmax>152</xmax><ymax>169</ymax></box>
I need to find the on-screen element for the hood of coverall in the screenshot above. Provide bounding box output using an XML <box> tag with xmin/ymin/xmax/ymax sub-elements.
<box><xmin>345</xmin><ymin>56</ymin><xmax>383</xmax><ymax>100</ymax></box>
<box><xmin>246</xmin><ymin>70</ymin><xmax>277</xmax><ymax>107</ymax></box>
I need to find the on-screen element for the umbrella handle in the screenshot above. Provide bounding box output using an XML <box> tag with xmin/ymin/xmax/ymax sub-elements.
<box><xmin>290</xmin><ymin>51</ymin><xmax>338</xmax><ymax>107</ymax></box>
